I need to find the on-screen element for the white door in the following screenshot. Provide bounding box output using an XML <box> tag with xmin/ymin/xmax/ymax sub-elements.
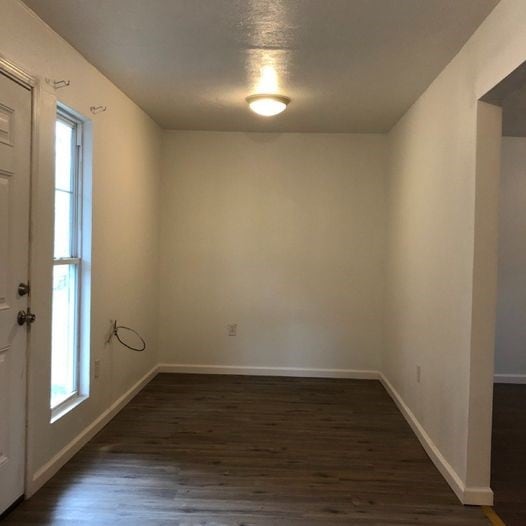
<box><xmin>0</xmin><ymin>72</ymin><xmax>32</xmax><ymax>514</ymax></box>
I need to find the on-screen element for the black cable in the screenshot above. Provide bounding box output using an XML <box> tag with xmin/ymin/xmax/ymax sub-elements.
<box><xmin>113</xmin><ymin>324</ymin><xmax>146</xmax><ymax>352</ymax></box>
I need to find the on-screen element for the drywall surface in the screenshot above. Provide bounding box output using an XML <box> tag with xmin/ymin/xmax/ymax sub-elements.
<box><xmin>495</xmin><ymin>137</ymin><xmax>526</xmax><ymax>378</ymax></box>
<box><xmin>1</xmin><ymin>0</ymin><xmax>162</xmax><ymax>489</ymax></box>
<box><xmin>384</xmin><ymin>0</ymin><xmax>526</xmax><ymax>502</ymax></box>
<box><xmin>160</xmin><ymin>131</ymin><xmax>386</xmax><ymax>372</ymax></box>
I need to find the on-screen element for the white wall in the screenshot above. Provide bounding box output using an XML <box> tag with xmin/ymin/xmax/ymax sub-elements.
<box><xmin>159</xmin><ymin>132</ymin><xmax>386</xmax><ymax>373</ymax></box>
<box><xmin>384</xmin><ymin>0</ymin><xmax>526</xmax><ymax>504</ymax></box>
<box><xmin>0</xmin><ymin>0</ymin><xmax>162</xmax><ymax>492</ymax></box>
<box><xmin>495</xmin><ymin>137</ymin><xmax>526</xmax><ymax>380</ymax></box>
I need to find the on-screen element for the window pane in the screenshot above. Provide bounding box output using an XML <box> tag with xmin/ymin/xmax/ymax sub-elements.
<box><xmin>54</xmin><ymin>189</ymin><xmax>73</xmax><ymax>258</ymax></box>
<box><xmin>51</xmin><ymin>263</ymin><xmax>78</xmax><ymax>408</ymax></box>
<box><xmin>55</xmin><ymin>119</ymin><xmax>73</xmax><ymax>192</ymax></box>
<box><xmin>51</xmin><ymin>107</ymin><xmax>87</xmax><ymax>416</ymax></box>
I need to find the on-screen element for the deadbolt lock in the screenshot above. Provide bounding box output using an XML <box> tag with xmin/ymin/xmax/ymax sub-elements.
<box><xmin>17</xmin><ymin>309</ymin><xmax>36</xmax><ymax>327</ymax></box>
<box><xmin>18</xmin><ymin>282</ymin><xmax>30</xmax><ymax>296</ymax></box>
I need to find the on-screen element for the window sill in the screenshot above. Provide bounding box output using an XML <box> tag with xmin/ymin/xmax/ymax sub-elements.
<box><xmin>50</xmin><ymin>394</ymin><xmax>88</xmax><ymax>423</ymax></box>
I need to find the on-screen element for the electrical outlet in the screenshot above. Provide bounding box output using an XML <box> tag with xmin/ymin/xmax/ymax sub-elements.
<box><xmin>416</xmin><ymin>365</ymin><xmax>421</xmax><ymax>383</ymax></box>
<box><xmin>94</xmin><ymin>359</ymin><xmax>101</xmax><ymax>379</ymax></box>
<box><xmin>227</xmin><ymin>324</ymin><xmax>237</xmax><ymax>337</ymax></box>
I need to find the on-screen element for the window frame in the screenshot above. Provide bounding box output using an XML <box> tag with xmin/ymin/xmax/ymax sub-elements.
<box><xmin>50</xmin><ymin>105</ymin><xmax>88</xmax><ymax>420</ymax></box>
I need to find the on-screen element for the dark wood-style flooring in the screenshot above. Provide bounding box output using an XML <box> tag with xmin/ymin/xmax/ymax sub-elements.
<box><xmin>4</xmin><ymin>374</ymin><xmax>490</xmax><ymax>525</ymax></box>
<box><xmin>492</xmin><ymin>383</ymin><xmax>526</xmax><ymax>526</ymax></box>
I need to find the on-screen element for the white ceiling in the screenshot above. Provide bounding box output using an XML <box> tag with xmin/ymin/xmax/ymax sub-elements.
<box><xmin>23</xmin><ymin>0</ymin><xmax>499</xmax><ymax>132</ymax></box>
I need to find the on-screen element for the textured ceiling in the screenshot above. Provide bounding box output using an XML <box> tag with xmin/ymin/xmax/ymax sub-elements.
<box><xmin>23</xmin><ymin>0</ymin><xmax>499</xmax><ymax>132</ymax></box>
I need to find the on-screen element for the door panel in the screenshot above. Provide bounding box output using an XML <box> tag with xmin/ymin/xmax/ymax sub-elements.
<box><xmin>0</xmin><ymin>175</ymin><xmax>10</xmax><ymax>307</ymax></box>
<box><xmin>0</xmin><ymin>72</ymin><xmax>31</xmax><ymax>514</ymax></box>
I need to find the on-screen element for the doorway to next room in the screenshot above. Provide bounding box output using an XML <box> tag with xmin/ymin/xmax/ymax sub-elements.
<box><xmin>482</xmin><ymin>60</ymin><xmax>526</xmax><ymax>526</ymax></box>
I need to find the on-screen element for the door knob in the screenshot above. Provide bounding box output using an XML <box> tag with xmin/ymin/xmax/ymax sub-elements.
<box><xmin>17</xmin><ymin>309</ymin><xmax>36</xmax><ymax>326</ymax></box>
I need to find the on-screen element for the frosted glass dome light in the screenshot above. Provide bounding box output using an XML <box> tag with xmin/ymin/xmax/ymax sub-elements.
<box><xmin>246</xmin><ymin>94</ymin><xmax>290</xmax><ymax>117</ymax></box>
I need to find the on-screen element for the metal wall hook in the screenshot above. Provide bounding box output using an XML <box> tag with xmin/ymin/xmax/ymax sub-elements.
<box><xmin>45</xmin><ymin>78</ymin><xmax>70</xmax><ymax>89</ymax></box>
<box><xmin>90</xmin><ymin>105</ymin><xmax>107</xmax><ymax>114</ymax></box>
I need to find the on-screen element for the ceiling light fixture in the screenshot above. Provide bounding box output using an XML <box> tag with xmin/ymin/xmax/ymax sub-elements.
<box><xmin>246</xmin><ymin>94</ymin><xmax>290</xmax><ymax>117</ymax></box>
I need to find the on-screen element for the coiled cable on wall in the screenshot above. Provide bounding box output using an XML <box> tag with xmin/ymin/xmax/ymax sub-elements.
<box><xmin>107</xmin><ymin>320</ymin><xmax>146</xmax><ymax>352</ymax></box>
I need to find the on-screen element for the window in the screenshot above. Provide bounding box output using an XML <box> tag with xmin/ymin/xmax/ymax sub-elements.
<box><xmin>50</xmin><ymin>107</ymin><xmax>90</xmax><ymax>416</ymax></box>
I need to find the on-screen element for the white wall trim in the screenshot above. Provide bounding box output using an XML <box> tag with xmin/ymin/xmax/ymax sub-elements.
<box><xmin>158</xmin><ymin>363</ymin><xmax>380</xmax><ymax>380</ymax></box>
<box><xmin>379</xmin><ymin>372</ymin><xmax>493</xmax><ymax>506</ymax></box>
<box><xmin>0</xmin><ymin>54</ymin><xmax>36</xmax><ymax>88</ymax></box>
<box><xmin>27</xmin><ymin>365</ymin><xmax>159</xmax><ymax>497</ymax></box>
<box><xmin>494</xmin><ymin>373</ymin><xmax>526</xmax><ymax>384</ymax></box>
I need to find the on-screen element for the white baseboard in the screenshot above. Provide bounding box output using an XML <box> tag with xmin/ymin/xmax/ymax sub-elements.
<box><xmin>158</xmin><ymin>363</ymin><xmax>380</xmax><ymax>380</ymax></box>
<box><xmin>494</xmin><ymin>373</ymin><xmax>526</xmax><ymax>384</ymax></box>
<box><xmin>463</xmin><ymin>486</ymin><xmax>495</xmax><ymax>506</ymax></box>
<box><xmin>379</xmin><ymin>373</ymin><xmax>493</xmax><ymax>506</ymax></box>
<box><xmin>27</xmin><ymin>364</ymin><xmax>159</xmax><ymax>497</ymax></box>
